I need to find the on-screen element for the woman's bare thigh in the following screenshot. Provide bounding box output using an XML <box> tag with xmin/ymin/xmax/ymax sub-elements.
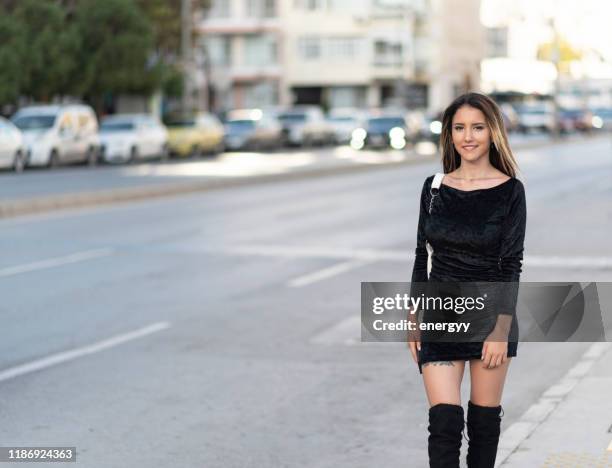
<box><xmin>469</xmin><ymin>358</ymin><xmax>512</xmax><ymax>407</ymax></box>
<box><xmin>422</xmin><ymin>360</ymin><xmax>466</xmax><ymax>407</ymax></box>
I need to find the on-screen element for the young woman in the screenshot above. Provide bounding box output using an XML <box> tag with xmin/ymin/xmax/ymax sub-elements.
<box><xmin>408</xmin><ymin>92</ymin><xmax>526</xmax><ymax>468</ymax></box>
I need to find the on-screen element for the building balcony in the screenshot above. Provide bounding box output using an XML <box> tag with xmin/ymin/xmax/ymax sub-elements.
<box><xmin>198</xmin><ymin>18</ymin><xmax>281</xmax><ymax>34</ymax></box>
<box><xmin>210</xmin><ymin>65</ymin><xmax>282</xmax><ymax>83</ymax></box>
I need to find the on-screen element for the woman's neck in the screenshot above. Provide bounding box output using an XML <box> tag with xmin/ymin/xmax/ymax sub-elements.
<box><xmin>452</xmin><ymin>159</ymin><xmax>498</xmax><ymax>180</ymax></box>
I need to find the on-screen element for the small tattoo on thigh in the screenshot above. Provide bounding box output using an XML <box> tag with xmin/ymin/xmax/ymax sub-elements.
<box><xmin>423</xmin><ymin>361</ymin><xmax>455</xmax><ymax>367</ymax></box>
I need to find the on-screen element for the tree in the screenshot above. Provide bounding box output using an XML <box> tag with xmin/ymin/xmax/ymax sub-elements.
<box><xmin>135</xmin><ymin>0</ymin><xmax>212</xmax><ymax>97</ymax></box>
<box><xmin>537</xmin><ymin>36</ymin><xmax>583</xmax><ymax>74</ymax></box>
<box><xmin>71</xmin><ymin>0</ymin><xmax>156</xmax><ymax>111</ymax></box>
<box><xmin>13</xmin><ymin>0</ymin><xmax>79</xmax><ymax>101</ymax></box>
<box><xmin>0</xmin><ymin>13</ymin><xmax>26</xmax><ymax>104</ymax></box>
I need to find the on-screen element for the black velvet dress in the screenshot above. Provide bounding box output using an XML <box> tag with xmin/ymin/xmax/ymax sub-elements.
<box><xmin>410</xmin><ymin>174</ymin><xmax>527</xmax><ymax>373</ymax></box>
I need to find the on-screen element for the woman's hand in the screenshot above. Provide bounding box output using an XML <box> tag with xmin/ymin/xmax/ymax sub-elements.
<box><xmin>481</xmin><ymin>337</ymin><xmax>508</xmax><ymax>369</ymax></box>
<box><xmin>481</xmin><ymin>314</ymin><xmax>512</xmax><ymax>368</ymax></box>
<box><xmin>407</xmin><ymin>307</ymin><xmax>421</xmax><ymax>365</ymax></box>
<box><xmin>408</xmin><ymin>338</ymin><xmax>421</xmax><ymax>365</ymax></box>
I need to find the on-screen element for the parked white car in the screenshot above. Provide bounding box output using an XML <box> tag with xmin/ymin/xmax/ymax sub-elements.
<box><xmin>515</xmin><ymin>103</ymin><xmax>555</xmax><ymax>133</ymax></box>
<box><xmin>327</xmin><ymin>108</ymin><xmax>367</xmax><ymax>144</ymax></box>
<box><xmin>0</xmin><ymin>116</ymin><xmax>27</xmax><ymax>172</ymax></box>
<box><xmin>277</xmin><ymin>106</ymin><xmax>336</xmax><ymax>146</ymax></box>
<box><xmin>100</xmin><ymin>114</ymin><xmax>168</xmax><ymax>163</ymax></box>
<box><xmin>12</xmin><ymin>104</ymin><xmax>100</xmax><ymax>167</ymax></box>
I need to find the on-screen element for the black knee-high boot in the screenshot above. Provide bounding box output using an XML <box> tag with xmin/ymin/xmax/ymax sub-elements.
<box><xmin>466</xmin><ymin>400</ymin><xmax>502</xmax><ymax>468</ymax></box>
<box><xmin>427</xmin><ymin>403</ymin><xmax>464</xmax><ymax>468</ymax></box>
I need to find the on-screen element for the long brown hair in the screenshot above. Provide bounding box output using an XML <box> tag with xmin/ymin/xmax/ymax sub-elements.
<box><xmin>439</xmin><ymin>92</ymin><xmax>519</xmax><ymax>177</ymax></box>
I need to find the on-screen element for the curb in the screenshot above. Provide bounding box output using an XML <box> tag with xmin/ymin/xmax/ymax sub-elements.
<box><xmin>0</xmin><ymin>133</ymin><xmax>607</xmax><ymax>219</ymax></box>
<box><xmin>0</xmin><ymin>154</ymin><xmax>436</xmax><ymax>219</ymax></box>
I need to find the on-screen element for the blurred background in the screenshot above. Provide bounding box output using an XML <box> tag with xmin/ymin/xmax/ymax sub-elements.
<box><xmin>0</xmin><ymin>1</ymin><xmax>611</xmax><ymax>467</ymax></box>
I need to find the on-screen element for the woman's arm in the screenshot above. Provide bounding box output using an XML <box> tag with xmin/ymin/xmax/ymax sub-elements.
<box><xmin>411</xmin><ymin>177</ymin><xmax>432</xmax><ymax>284</ymax></box>
<box><xmin>496</xmin><ymin>179</ymin><xmax>527</xmax><ymax>320</ymax></box>
<box><xmin>408</xmin><ymin>177</ymin><xmax>431</xmax><ymax>363</ymax></box>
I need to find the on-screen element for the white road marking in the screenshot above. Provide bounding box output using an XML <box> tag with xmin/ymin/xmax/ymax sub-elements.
<box><xmin>496</xmin><ymin>342</ymin><xmax>612</xmax><ymax>467</ymax></box>
<box><xmin>527</xmin><ymin>255</ymin><xmax>612</xmax><ymax>269</ymax></box>
<box><xmin>0</xmin><ymin>248</ymin><xmax>114</xmax><ymax>277</ymax></box>
<box><xmin>219</xmin><ymin>244</ymin><xmax>410</xmax><ymax>261</ymax></box>
<box><xmin>310</xmin><ymin>315</ymin><xmax>362</xmax><ymax>345</ymax></box>
<box><xmin>288</xmin><ymin>259</ymin><xmax>370</xmax><ymax>287</ymax></box>
<box><xmin>0</xmin><ymin>322</ymin><xmax>171</xmax><ymax>383</ymax></box>
<box><xmin>218</xmin><ymin>244</ymin><xmax>612</xmax><ymax>270</ymax></box>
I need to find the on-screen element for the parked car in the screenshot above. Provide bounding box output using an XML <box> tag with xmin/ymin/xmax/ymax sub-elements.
<box><xmin>590</xmin><ymin>108</ymin><xmax>612</xmax><ymax>130</ymax></box>
<box><xmin>277</xmin><ymin>106</ymin><xmax>336</xmax><ymax>146</ymax></box>
<box><xmin>500</xmin><ymin>103</ymin><xmax>520</xmax><ymax>132</ymax></box>
<box><xmin>12</xmin><ymin>104</ymin><xmax>100</xmax><ymax>167</ymax></box>
<box><xmin>0</xmin><ymin>116</ymin><xmax>27</xmax><ymax>172</ymax></box>
<box><xmin>417</xmin><ymin>114</ymin><xmax>443</xmax><ymax>145</ymax></box>
<box><xmin>326</xmin><ymin>108</ymin><xmax>367</xmax><ymax>145</ymax></box>
<box><xmin>164</xmin><ymin>113</ymin><xmax>225</xmax><ymax>157</ymax></box>
<box><xmin>514</xmin><ymin>103</ymin><xmax>555</xmax><ymax>133</ymax></box>
<box><xmin>224</xmin><ymin>109</ymin><xmax>284</xmax><ymax>151</ymax></box>
<box><xmin>100</xmin><ymin>114</ymin><xmax>168</xmax><ymax>164</ymax></box>
<box><xmin>350</xmin><ymin>113</ymin><xmax>410</xmax><ymax>150</ymax></box>
<box><xmin>558</xmin><ymin>108</ymin><xmax>593</xmax><ymax>133</ymax></box>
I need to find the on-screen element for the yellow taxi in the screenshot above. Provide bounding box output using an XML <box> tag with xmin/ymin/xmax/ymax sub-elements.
<box><xmin>165</xmin><ymin>113</ymin><xmax>225</xmax><ymax>157</ymax></box>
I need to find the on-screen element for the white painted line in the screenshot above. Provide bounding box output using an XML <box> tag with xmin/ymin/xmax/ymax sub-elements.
<box><xmin>216</xmin><ymin>244</ymin><xmax>612</xmax><ymax>270</ymax></box>
<box><xmin>526</xmin><ymin>255</ymin><xmax>612</xmax><ymax>269</ymax></box>
<box><xmin>0</xmin><ymin>321</ymin><xmax>171</xmax><ymax>383</ymax></box>
<box><xmin>0</xmin><ymin>248</ymin><xmax>114</xmax><ymax>277</ymax></box>
<box><xmin>496</xmin><ymin>342</ymin><xmax>612</xmax><ymax>467</ymax></box>
<box><xmin>288</xmin><ymin>259</ymin><xmax>370</xmax><ymax>288</ymax></box>
<box><xmin>222</xmin><ymin>244</ymin><xmax>411</xmax><ymax>262</ymax></box>
<box><xmin>310</xmin><ymin>315</ymin><xmax>361</xmax><ymax>345</ymax></box>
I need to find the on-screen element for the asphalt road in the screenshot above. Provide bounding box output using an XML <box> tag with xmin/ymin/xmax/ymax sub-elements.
<box><xmin>0</xmin><ymin>136</ymin><xmax>610</xmax><ymax>467</ymax></box>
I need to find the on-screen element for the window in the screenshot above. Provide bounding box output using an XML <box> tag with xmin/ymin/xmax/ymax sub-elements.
<box><xmin>297</xmin><ymin>37</ymin><xmax>321</xmax><ymax>60</ymax></box>
<box><xmin>298</xmin><ymin>36</ymin><xmax>362</xmax><ymax>61</ymax></box>
<box><xmin>327</xmin><ymin>37</ymin><xmax>361</xmax><ymax>60</ymax></box>
<box><xmin>373</xmin><ymin>40</ymin><xmax>403</xmax><ymax>65</ymax></box>
<box><xmin>244</xmin><ymin>35</ymin><xmax>277</xmax><ymax>66</ymax></box>
<box><xmin>246</xmin><ymin>0</ymin><xmax>276</xmax><ymax>17</ymax></box>
<box><xmin>294</xmin><ymin>0</ymin><xmax>327</xmax><ymax>10</ymax></box>
<box><xmin>208</xmin><ymin>0</ymin><xmax>231</xmax><ymax>18</ymax></box>
<box><xmin>329</xmin><ymin>87</ymin><xmax>366</xmax><ymax>108</ymax></box>
<box><xmin>243</xmin><ymin>82</ymin><xmax>278</xmax><ymax>107</ymax></box>
<box><xmin>206</xmin><ymin>36</ymin><xmax>232</xmax><ymax>67</ymax></box>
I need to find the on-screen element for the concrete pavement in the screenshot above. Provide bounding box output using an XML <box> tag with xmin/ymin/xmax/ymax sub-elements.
<box><xmin>498</xmin><ymin>341</ymin><xmax>612</xmax><ymax>467</ymax></box>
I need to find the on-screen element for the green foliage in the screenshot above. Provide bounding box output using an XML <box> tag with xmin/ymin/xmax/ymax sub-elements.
<box><xmin>13</xmin><ymin>0</ymin><xmax>79</xmax><ymax>101</ymax></box>
<box><xmin>0</xmin><ymin>13</ymin><xmax>26</xmax><ymax>103</ymax></box>
<box><xmin>0</xmin><ymin>0</ymin><xmax>207</xmax><ymax>105</ymax></box>
<box><xmin>71</xmin><ymin>0</ymin><xmax>155</xmax><ymax>97</ymax></box>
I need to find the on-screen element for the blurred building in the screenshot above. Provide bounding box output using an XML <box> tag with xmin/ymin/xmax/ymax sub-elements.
<box><xmin>199</xmin><ymin>0</ymin><xmax>283</xmax><ymax>111</ymax></box>
<box><xmin>199</xmin><ymin>0</ymin><xmax>485</xmax><ymax>113</ymax></box>
<box><xmin>480</xmin><ymin>0</ymin><xmax>612</xmax><ymax>107</ymax></box>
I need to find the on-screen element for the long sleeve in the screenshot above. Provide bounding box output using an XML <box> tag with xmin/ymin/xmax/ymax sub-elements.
<box><xmin>410</xmin><ymin>177</ymin><xmax>432</xmax><ymax>312</ymax></box>
<box><xmin>411</xmin><ymin>177</ymin><xmax>431</xmax><ymax>283</ymax></box>
<box><xmin>496</xmin><ymin>179</ymin><xmax>527</xmax><ymax>316</ymax></box>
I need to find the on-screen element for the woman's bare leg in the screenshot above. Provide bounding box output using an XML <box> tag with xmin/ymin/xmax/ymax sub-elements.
<box><xmin>422</xmin><ymin>360</ymin><xmax>466</xmax><ymax>406</ymax></box>
<box><xmin>469</xmin><ymin>358</ymin><xmax>511</xmax><ymax>406</ymax></box>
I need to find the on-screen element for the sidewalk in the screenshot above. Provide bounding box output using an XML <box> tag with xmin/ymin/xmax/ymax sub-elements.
<box><xmin>497</xmin><ymin>342</ymin><xmax>612</xmax><ymax>467</ymax></box>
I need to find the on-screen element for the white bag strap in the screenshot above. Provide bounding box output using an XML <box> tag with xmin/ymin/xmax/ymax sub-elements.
<box><xmin>431</xmin><ymin>172</ymin><xmax>445</xmax><ymax>190</ymax></box>
<box><xmin>428</xmin><ymin>172</ymin><xmax>445</xmax><ymax>214</ymax></box>
<box><xmin>426</xmin><ymin>173</ymin><xmax>445</xmax><ymax>278</ymax></box>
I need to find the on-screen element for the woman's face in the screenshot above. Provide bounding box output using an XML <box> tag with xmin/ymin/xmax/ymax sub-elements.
<box><xmin>451</xmin><ymin>105</ymin><xmax>492</xmax><ymax>163</ymax></box>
